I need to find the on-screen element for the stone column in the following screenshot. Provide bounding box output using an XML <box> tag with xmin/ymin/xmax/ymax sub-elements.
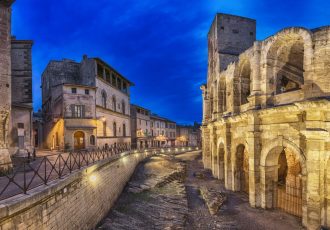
<box><xmin>0</xmin><ymin>0</ymin><xmax>14</xmax><ymax>169</ymax></box>
<box><xmin>302</xmin><ymin>129</ymin><xmax>328</xmax><ymax>229</ymax></box>
<box><xmin>247</xmin><ymin>112</ymin><xmax>262</xmax><ymax>207</ymax></box>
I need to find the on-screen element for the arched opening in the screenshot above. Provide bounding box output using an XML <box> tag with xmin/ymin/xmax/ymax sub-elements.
<box><xmin>212</xmin><ymin>151</ymin><xmax>218</xmax><ymax>178</ymax></box>
<box><xmin>113</xmin><ymin>122</ymin><xmax>117</xmax><ymax>137</ymax></box>
<box><xmin>103</xmin><ymin>121</ymin><xmax>107</xmax><ymax>137</ymax></box>
<box><xmin>101</xmin><ymin>91</ymin><xmax>107</xmax><ymax>108</ymax></box>
<box><xmin>267</xmin><ymin>35</ymin><xmax>305</xmax><ymax>96</ymax></box>
<box><xmin>218</xmin><ymin>79</ymin><xmax>226</xmax><ymax>113</ymax></box>
<box><xmin>123</xmin><ymin>123</ymin><xmax>126</xmax><ymax>137</ymax></box>
<box><xmin>74</xmin><ymin>131</ymin><xmax>85</xmax><ymax>150</ymax></box>
<box><xmin>217</xmin><ymin>143</ymin><xmax>225</xmax><ymax>181</ymax></box>
<box><xmin>122</xmin><ymin>100</ymin><xmax>126</xmax><ymax>114</ymax></box>
<box><xmin>112</xmin><ymin>96</ymin><xmax>117</xmax><ymax>111</ymax></box>
<box><xmin>235</xmin><ymin>144</ymin><xmax>249</xmax><ymax>193</ymax></box>
<box><xmin>239</xmin><ymin>62</ymin><xmax>251</xmax><ymax>105</ymax></box>
<box><xmin>263</xmin><ymin>146</ymin><xmax>303</xmax><ymax>217</ymax></box>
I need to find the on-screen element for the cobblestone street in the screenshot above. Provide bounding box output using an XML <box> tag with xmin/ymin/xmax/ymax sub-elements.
<box><xmin>98</xmin><ymin>151</ymin><xmax>304</xmax><ymax>230</ymax></box>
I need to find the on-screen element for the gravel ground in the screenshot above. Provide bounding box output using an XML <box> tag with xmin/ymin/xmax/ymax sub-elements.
<box><xmin>97</xmin><ymin>151</ymin><xmax>305</xmax><ymax>230</ymax></box>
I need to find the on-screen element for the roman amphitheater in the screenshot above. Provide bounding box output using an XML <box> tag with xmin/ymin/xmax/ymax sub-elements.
<box><xmin>201</xmin><ymin>14</ymin><xmax>330</xmax><ymax>229</ymax></box>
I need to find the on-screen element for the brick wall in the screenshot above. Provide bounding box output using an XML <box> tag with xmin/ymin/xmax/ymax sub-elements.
<box><xmin>0</xmin><ymin>151</ymin><xmax>152</xmax><ymax>229</ymax></box>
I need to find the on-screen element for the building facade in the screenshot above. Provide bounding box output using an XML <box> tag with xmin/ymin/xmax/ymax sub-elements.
<box><xmin>165</xmin><ymin>120</ymin><xmax>176</xmax><ymax>147</ymax></box>
<box><xmin>201</xmin><ymin>13</ymin><xmax>330</xmax><ymax>229</ymax></box>
<box><xmin>42</xmin><ymin>56</ymin><xmax>133</xmax><ymax>151</ymax></box>
<box><xmin>130</xmin><ymin>104</ymin><xmax>152</xmax><ymax>149</ymax></box>
<box><xmin>0</xmin><ymin>1</ymin><xmax>33</xmax><ymax>167</ymax></box>
<box><xmin>176</xmin><ymin>123</ymin><xmax>201</xmax><ymax>147</ymax></box>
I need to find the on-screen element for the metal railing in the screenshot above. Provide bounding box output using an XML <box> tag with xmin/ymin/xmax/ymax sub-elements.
<box><xmin>0</xmin><ymin>145</ymin><xmax>200</xmax><ymax>201</ymax></box>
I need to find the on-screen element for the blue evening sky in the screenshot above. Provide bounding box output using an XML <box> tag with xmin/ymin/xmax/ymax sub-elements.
<box><xmin>11</xmin><ymin>0</ymin><xmax>329</xmax><ymax>124</ymax></box>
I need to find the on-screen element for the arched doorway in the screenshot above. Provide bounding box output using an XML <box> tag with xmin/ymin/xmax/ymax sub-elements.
<box><xmin>276</xmin><ymin>148</ymin><xmax>302</xmax><ymax>217</ymax></box>
<box><xmin>263</xmin><ymin>146</ymin><xmax>304</xmax><ymax>217</ymax></box>
<box><xmin>218</xmin><ymin>143</ymin><xmax>225</xmax><ymax>181</ymax></box>
<box><xmin>235</xmin><ymin>144</ymin><xmax>249</xmax><ymax>193</ymax></box>
<box><xmin>74</xmin><ymin>131</ymin><xmax>85</xmax><ymax>150</ymax></box>
<box><xmin>212</xmin><ymin>151</ymin><xmax>218</xmax><ymax>178</ymax></box>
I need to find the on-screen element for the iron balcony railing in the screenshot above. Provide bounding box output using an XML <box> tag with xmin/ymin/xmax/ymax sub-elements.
<box><xmin>0</xmin><ymin>145</ymin><xmax>200</xmax><ymax>201</ymax></box>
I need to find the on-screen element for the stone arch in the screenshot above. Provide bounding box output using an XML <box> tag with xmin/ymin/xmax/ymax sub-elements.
<box><xmin>233</xmin><ymin>144</ymin><xmax>249</xmax><ymax>193</ymax></box>
<box><xmin>260</xmin><ymin>137</ymin><xmax>306</xmax><ymax>218</ymax></box>
<box><xmin>218</xmin><ymin>77</ymin><xmax>227</xmax><ymax>113</ymax></box>
<box><xmin>101</xmin><ymin>90</ymin><xmax>107</xmax><ymax>108</ymax></box>
<box><xmin>73</xmin><ymin>131</ymin><xmax>85</xmax><ymax>150</ymax></box>
<box><xmin>234</xmin><ymin>59</ymin><xmax>252</xmax><ymax>107</ymax></box>
<box><xmin>260</xmin><ymin>137</ymin><xmax>306</xmax><ymax>172</ymax></box>
<box><xmin>261</xmin><ymin>28</ymin><xmax>313</xmax><ymax>101</ymax></box>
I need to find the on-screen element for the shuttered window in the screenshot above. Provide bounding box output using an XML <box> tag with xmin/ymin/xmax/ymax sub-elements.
<box><xmin>71</xmin><ymin>105</ymin><xmax>85</xmax><ymax>118</ymax></box>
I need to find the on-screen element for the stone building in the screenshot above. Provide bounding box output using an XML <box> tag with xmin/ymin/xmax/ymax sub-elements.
<box><xmin>131</xmin><ymin>105</ymin><xmax>177</xmax><ymax>148</ymax></box>
<box><xmin>176</xmin><ymin>123</ymin><xmax>201</xmax><ymax>147</ymax></box>
<box><xmin>201</xmin><ymin>13</ymin><xmax>330</xmax><ymax>229</ymax></box>
<box><xmin>0</xmin><ymin>1</ymin><xmax>33</xmax><ymax>167</ymax></box>
<box><xmin>130</xmin><ymin>104</ymin><xmax>152</xmax><ymax>149</ymax></box>
<box><xmin>150</xmin><ymin>114</ymin><xmax>174</xmax><ymax>147</ymax></box>
<box><xmin>10</xmin><ymin>38</ymin><xmax>33</xmax><ymax>155</ymax></box>
<box><xmin>165</xmin><ymin>120</ymin><xmax>176</xmax><ymax>147</ymax></box>
<box><xmin>42</xmin><ymin>56</ymin><xmax>133</xmax><ymax>151</ymax></box>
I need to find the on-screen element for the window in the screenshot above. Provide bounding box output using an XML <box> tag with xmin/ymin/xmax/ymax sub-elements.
<box><xmin>103</xmin><ymin>121</ymin><xmax>107</xmax><ymax>137</ymax></box>
<box><xmin>250</xmin><ymin>32</ymin><xmax>254</xmax><ymax>36</ymax></box>
<box><xmin>97</xmin><ymin>64</ymin><xmax>104</xmax><ymax>78</ymax></box>
<box><xmin>123</xmin><ymin>82</ymin><xmax>128</xmax><ymax>93</ymax></box>
<box><xmin>71</xmin><ymin>105</ymin><xmax>85</xmax><ymax>118</ymax></box>
<box><xmin>232</xmin><ymin>29</ymin><xmax>239</xmax><ymax>34</ymax></box>
<box><xmin>85</xmin><ymin>89</ymin><xmax>89</xmax><ymax>95</ymax></box>
<box><xmin>111</xmin><ymin>74</ymin><xmax>116</xmax><ymax>86</ymax></box>
<box><xmin>113</xmin><ymin>122</ymin><xmax>117</xmax><ymax>137</ymax></box>
<box><xmin>105</xmin><ymin>69</ymin><xmax>111</xmax><ymax>83</ymax></box>
<box><xmin>112</xmin><ymin>96</ymin><xmax>116</xmax><ymax>111</ymax></box>
<box><xmin>117</xmin><ymin>78</ymin><xmax>122</xmax><ymax>89</ymax></box>
<box><xmin>90</xmin><ymin>135</ymin><xmax>96</xmax><ymax>145</ymax></box>
<box><xmin>71</xmin><ymin>88</ymin><xmax>77</xmax><ymax>94</ymax></box>
<box><xmin>220</xmin><ymin>26</ymin><xmax>224</xmax><ymax>30</ymax></box>
<box><xmin>122</xmin><ymin>101</ymin><xmax>126</xmax><ymax>114</ymax></box>
<box><xmin>123</xmin><ymin>124</ymin><xmax>126</xmax><ymax>137</ymax></box>
<box><xmin>101</xmin><ymin>91</ymin><xmax>107</xmax><ymax>108</ymax></box>
<box><xmin>17</xmin><ymin>123</ymin><xmax>24</xmax><ymax>129</ymax></box>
